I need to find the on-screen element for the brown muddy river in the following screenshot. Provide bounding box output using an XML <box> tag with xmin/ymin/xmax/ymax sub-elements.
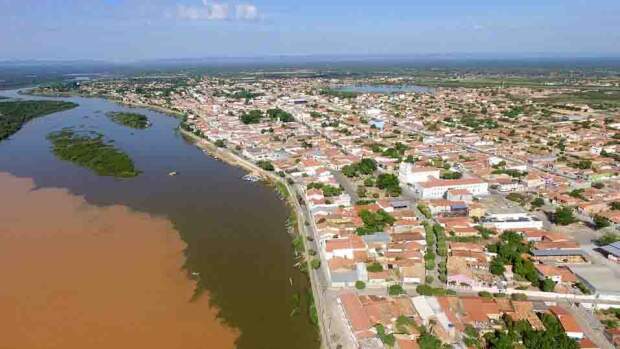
<box><xmin>0</xmin><ymin>89</ymin><xmax>318</xmax><ymax>349</ymax></box>
<box><xmin>0</xmin><ymin>173</ymin><xmax>238</xmax><ymax>349</ymax></box>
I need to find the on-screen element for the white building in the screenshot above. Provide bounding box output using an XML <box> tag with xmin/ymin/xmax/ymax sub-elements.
<box><xmin>321</xmin><ymin>236</ymin><xmax>367</xmax><ymax>260</ymax></box>
<box><xmin>481</xmin><ymin>211</ymin><xmax>543</xmax><ymax>231</ymax></box>
<box><xmin>415</xmin><ymin>177</ymin><xmax>489</xmax><ymax>199</ymax></box>
<box><xmin>398</xmin><ymin>163</ymin><xmax>441</xmax><ymax>185</ymax></box>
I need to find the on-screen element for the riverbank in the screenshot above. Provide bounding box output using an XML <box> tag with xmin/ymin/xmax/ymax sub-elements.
<box><xmin>23</xmin><ymin>89</ymin><xmax>186</xmax><ymax>118</ymax></box>
<box><xmin>179</xmin><ymin>127</ymin><xmax>328</xmax><ymax>348</ymax></box>
<box><xmin>0</xmin><ymin>100</ymin><xmax>78</xmax><ymax>141</ymax></box>
<box><xmin>0</xmin><ymin>87</ymin><xmax>321</xmax><ymax>349</ymax></box>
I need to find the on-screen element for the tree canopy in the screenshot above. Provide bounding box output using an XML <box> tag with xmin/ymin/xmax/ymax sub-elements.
<box><xmin>266</xmin><ymin>108</ymin><xmax>294</xmax><ymax>122</ymax></box>
<box><xmin>356</xmin><ymin>209</ymin><xmax>395</xmax><ymax>235</ymax></box>
<box><xmin>554</xmin><ymin>206</ymin><xmax>577</xmax><ymax>226</ymax></box>
<box><xmin>240</xmin><ymin>109</ymin><xmax>264</xmax><ymax>124</ymax></box>
<box><xmin>342</xmin><ymin>158</ymin><xmax>377</xmax><ymax>177</ymax></box>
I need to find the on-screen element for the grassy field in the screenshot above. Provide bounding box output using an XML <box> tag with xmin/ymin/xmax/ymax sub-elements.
<box><xmin>539</xmin><ymin>89</ymin><xmax>620</xmax><ymax>109</ymax></box>
<box><xmin>106</xmin><ymin>111</ymin><xmax>150</xmax><ymax>129</ymax></box>
<box><xmin>0</xmin><ymin>100</ymin><xmax>78</xmax><ymax>141</ymax></box>
<box><xmin>47</xmin><ymin>128</ymin><xmax>140</xmax><ymax>178</ymax></box>
<box><xmin>412</xmin><ymin>77</ymin><xmax>559</xmax><ymax>89</ymax></box>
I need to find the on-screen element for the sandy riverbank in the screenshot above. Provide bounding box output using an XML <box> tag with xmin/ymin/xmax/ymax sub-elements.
<box><xmin>0</xmin><ymin>172</ymin><xmax>238</xmax><ymax>349</ymax></box>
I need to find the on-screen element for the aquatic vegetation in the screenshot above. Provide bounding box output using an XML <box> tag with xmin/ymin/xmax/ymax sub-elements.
<box><xmin>0</xmin><ymin>100</ymin><xmax>78</xmax><ymax>141</ymax></box>
<box><xmin>107</xmin><ymin>111</ymin><xmax>150</xmax><ymax>129</ymax></box>
<box><xmin>47</xmin><ymin>128</ymin><xmax>140</xmax><ymax>178</ymax></box>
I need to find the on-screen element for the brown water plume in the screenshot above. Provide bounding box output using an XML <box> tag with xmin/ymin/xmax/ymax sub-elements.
<box><xmin>0</xmin><ymin>172</ymin><xmax>238</xmax><ymax>349</ymax></box>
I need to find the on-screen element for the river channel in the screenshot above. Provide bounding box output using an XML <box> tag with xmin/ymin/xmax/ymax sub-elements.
<box><xmin>0</xmin><ymin>89</ymin><xmax>318</xmax><ymax>349</ymax></box>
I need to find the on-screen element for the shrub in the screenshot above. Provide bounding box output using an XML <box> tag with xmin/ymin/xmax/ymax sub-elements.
<box><xmin>366</xmin><ymin>262</ymin><xmax>383</xmax><ymax>273</ymax></box>
<box><xmin>388</xmin><ymin>284</ymin><xmax>406</xmax><ymax>296</ymax></box>
<box><xmin>554</xmin><ymin>206</ymin><xmax>576</xmax><ymax>225</ymax></box>
<box><xmin>310</xmin><ymin>258</ymin><xmax>321</xmax><ymax>269</ymax></box>
<box><xmin>478</xmin><ymin>291</ymin><xmax>492</xmax><ymax>298</ymax></box>
<box><xmin>257</xmin><ymin>160</ymin><xmax>275</xmax><ymax>171</ymax></box>
<box><xmin>355</xmin><ymin>281</ymin><xmax>366</xmax><ymax>290</ymax></box>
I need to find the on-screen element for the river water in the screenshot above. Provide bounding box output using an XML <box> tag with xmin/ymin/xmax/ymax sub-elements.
<box><xmin>0</xmin><ymin>89</ymin><xmax>318</xmax><ymax>349</ymax></box>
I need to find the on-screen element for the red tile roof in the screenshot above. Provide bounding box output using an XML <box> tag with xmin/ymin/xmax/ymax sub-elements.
<box><xmin>339</xmin><ymin>292</ymin><xmax>372</xmax><ymax>333</ymax></box>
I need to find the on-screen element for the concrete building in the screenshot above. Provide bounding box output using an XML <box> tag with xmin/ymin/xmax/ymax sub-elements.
<box><xmin>600</xmin><ymin>241</ymin><xmax>620</xmax><ymax>263</ymax></box>
<box><xmin>398</xmin><ymin>163</ymin><xmax>440</xmax><ymax>185</ymax></box>
<box><xmin>570</xmin><ymin>265</ymin><xmax>620</xmax><ymax>301</ymax></box>
<box><xmin>481</xmin><ymin>210</ymin><xmax>543</xmax><ymax>231</ymax></box>
<box><xmin>415</xmin><ymin>177</ymin><xmax>489</xmax><ymax>200</ymax></box>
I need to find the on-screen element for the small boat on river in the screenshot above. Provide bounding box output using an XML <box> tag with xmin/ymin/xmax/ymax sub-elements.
<box><xmin>242</xmin><ymin>174</ymin><xmax>260</xmax><ymax>182</ymax></box>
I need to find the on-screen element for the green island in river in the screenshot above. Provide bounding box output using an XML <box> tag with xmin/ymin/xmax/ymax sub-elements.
<box><xmin>107</xmin><ymin>111</ymin><xmax>150</xmax><ymax>129</ymax></box>
<box><xmin>0</xmin><ymin>100</ymin><xmax>78</xmax><ymax>141</ymax></box>
<box><xmin>47</xmin><ymin>128</ymin><xmax>140</xmax><ymax>178</ymax></box>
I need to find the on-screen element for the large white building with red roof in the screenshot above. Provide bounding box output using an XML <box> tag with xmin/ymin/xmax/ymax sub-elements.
<box><xmin>416</xmin><ymin>177</ymin><xmax>489</xmax><ymax>199</ymax></box>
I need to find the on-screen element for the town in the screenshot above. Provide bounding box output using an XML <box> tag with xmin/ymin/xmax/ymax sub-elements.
<box><xmin>35</xmin><ymin>73</ymin><xmax>620</xmax><ymax>349</ymax></box>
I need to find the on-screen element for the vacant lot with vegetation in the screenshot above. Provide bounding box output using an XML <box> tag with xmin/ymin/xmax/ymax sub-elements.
<box><xmin>107</xmin><ymin>112</ymin><xmax>150</xmax><ymax>129</ymax></box>
<box><xmin>0</xmin><ymin>100</ymin><xmax>78</xmax><ymax>141</ymax></box>
<box><xmin>541</xmin><ymin>89</ymin><xmax>620</xmax><ymax>110</ymax></box>
<box><xmin>48</xmin><ymin>128</ymin><xmax>139</xmax><ymax>178</ymax></box>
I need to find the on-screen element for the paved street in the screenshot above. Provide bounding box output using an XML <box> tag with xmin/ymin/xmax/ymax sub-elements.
<box><xmin>568</xmin><ymin>302</ymin><xmax>615</xmax><ymax>349</ymax></box>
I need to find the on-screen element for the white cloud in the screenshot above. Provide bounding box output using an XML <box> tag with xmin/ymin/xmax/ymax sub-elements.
<box><xmin>176</xmin><ymin>1</ymin><xmax>258</xmax><ymax>21</ymax></box>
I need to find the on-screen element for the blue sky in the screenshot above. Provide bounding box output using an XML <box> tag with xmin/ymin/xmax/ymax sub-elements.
<box><xmin>1</xmin><ymin>0</ymin><xmax>619</xmax><ymax>61</ymax></box>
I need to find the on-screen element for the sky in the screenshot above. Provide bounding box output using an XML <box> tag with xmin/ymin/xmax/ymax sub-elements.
<box><xmin>1</xmin><ymin>0</ymin><xmax>619</xmax><ymax>61</ymax></box>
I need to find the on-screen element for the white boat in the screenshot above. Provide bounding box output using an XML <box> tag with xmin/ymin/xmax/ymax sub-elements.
<box><xmin>169</xmin><ymin>171</ymin><xmax>178</xmax><ymax>176</ymax></box>
<box><xmin>242</xmin><ymin>174</ymin><xmax>260</xmax><ymax>182</ymax></box>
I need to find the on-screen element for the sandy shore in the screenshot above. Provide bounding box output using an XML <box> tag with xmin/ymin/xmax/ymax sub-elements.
<box><xmin>0</xmin><ymin>172</ymin><xmax>238</xmax><ymax>349</ymax></box>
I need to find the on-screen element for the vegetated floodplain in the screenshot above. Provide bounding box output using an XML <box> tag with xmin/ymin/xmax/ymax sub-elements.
<box><xmin>47</xmin><ymin>128</ymin><xmax>140</xmax><ymax>178</ymax></box>
<box><xmin>0</xmin><ymin>100</ymin><xmax>78</xmax><ymax>141</ymax></box>
<box><xmin>107</xmin><ymin>111</ymin><xmax>151</xmax><ymax>129</ymax></box>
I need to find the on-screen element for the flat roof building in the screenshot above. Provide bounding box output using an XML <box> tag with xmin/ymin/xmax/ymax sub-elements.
<box><xmin>570</xmin><ymin>265</ymin><xmax>620</xmax><ymax>301</ymax></box>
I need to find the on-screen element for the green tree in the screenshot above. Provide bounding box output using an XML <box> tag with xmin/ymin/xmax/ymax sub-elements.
<box><xmin>239</xmin><ymin>109</ymin><xmax>263</xmax><ymax>124</ymax></box>
<box><xmin>540</xmin><ymin>278</ymin><xmax>556</xmax><ymax>292</ymax></box>
<box><xmin>375</xmin><ymin>324</ymin><xmax>396</xmax><ymax>347</ymax></box>
<box><xmin>342</xmin><ymin>165</ymin><xmax>358</xmax><ymax>177</ymax></box>
<box><xmin>593</xmin><ymin>215</ymin><xmax>611</xmax><ymax>230</ymax></box>
<box><xmin>531</xmin><ymin>197</ymin><xmax>545</xmax><ymax>208</ymax></box>
<box><xmin>395</xmin><ymin>315</ymin><xmax>413</xmax><ymax>334</ymax></box>
<box><xmin>356</xmin><ymin>209</ymin><xmax>396</xmax><ymax>235</ymax></box>
<box><xmin>478</xmin><ymin>291</ymin><xmax>492</xmax><ymax>298</ymax></box>
<box><xmin>376</xmin><ymin>173</ymin><xmax>399</xmax><ymax>189</ymax></box>
<box><xmin>417</xmin><ymin>204</ymin><xmax>432</xmax><ymax>219</ymax></box>
<box><xmin>418</xmin><ymin>331</ymin><xmax>443</xmax><ymax>349</ymax></box>
<box><xmin>388</xmin><ymin>284</ymin><xmax>405</xmax><ymax>296</ymax></box>
<box><xmin>355</xmin><ymin>280</ymin><xmax>366</xmax><ymax>290</ymax></box>
<box><xmin>266</xmin><ymin>108</ymin><xmax>294</xmax><ymax>122</ymax></box>
<box><xmin>366</xmin><ymin>262</ymin><xmax>383</xmax><ymax>272</ymax></box>
<box><xmin>358</xmin><ymin>158</ymin><xmax>377</xmax><ymax>175</ymax></box>
<box><xmin>257</xmin><ymin>160</ymin><xmax>275</xmax><ymax>171</ymax></box>
<box><xmin>440</xmin><ymin>171</ymin><xmax>463</xmax><ymax>179</ymax></box>
<box><xmin>490</xmin><ymin>258</ymin><xmax>506</xmax><ymax>275</ymax></box>
<box><xmin>595</xmin><ymin>233</ymin><xmax>620</xmax><ymax>246</ymax></box>
<box><xmin>554</xmin><ymin>206</ymin><xmax>576</xmax><ymax>225</ymax></box>
<box><xmin>310</xmin><ymin>258</ymin><xmax>321</xmax><ymax>269</ymax></box>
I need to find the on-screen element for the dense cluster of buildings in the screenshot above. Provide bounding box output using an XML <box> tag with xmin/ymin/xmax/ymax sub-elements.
<box><xmin>61</xmin><ymin>75</ymin><xmax>620</xmax><ymax>348</ymax></box>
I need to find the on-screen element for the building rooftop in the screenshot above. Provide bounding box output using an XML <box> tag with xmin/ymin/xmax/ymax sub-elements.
<box><xmin>600</xmin><ymin>241</ymin><xmax>620</xmax><ymax>258</ymax></box>
<box><xmin>570</xmin><ymin>265</ymin><xmax>620</xmax><ymax>296</ymax></box>
<box><xmin>531</xmin><ymin>249</ymin><xmax>585</xmax><ymax>257</ymax></box>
